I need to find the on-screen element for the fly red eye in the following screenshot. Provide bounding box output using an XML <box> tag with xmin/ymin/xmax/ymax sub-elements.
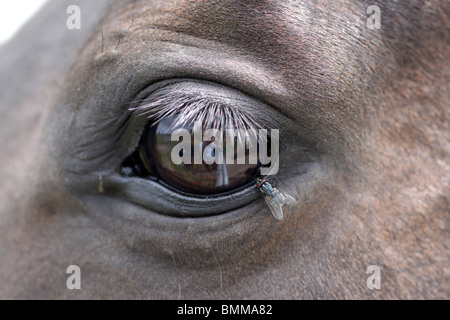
<box><xmin>131</xmin><ymin>115</ymin><xmax>261</xmax><ymax>195</ymax></box>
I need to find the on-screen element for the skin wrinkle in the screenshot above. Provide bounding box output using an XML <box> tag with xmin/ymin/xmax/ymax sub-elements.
<box><xmin>208</xmin><ymin>246</ymin><xmax>223</xmax><ymax>291</ymax></box>
<box><xmin>0</xmin><ymin>0</ymin><xmax>448</xmax><ymax>299</ymax></box>
<box><xmin>171</xmin><ymin>252</ymin><xmax>182</xmax><ymax>300</ymax></box>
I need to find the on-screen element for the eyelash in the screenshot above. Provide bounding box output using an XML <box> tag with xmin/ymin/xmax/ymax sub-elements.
<box><xmin>129</xmin><ymin>91</ymin><xmax>263</xmax><ymax>138</ymax></box>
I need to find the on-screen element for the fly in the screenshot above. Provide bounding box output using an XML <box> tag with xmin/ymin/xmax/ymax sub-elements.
<box><xmin>256</xmin><ymin>177</ymin><xmax>296</xmax><ymax>220</ymax></box>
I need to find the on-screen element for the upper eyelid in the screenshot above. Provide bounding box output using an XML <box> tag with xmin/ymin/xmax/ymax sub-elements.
<box><xmin>125</xmin><ymin>79</ymin><xmax>298</xmax><ymax>146</ymax></box>
<box><xmin>129</xmin><ymin>92</ymin><xmax>263</xmax><ymax>132</ymax></box>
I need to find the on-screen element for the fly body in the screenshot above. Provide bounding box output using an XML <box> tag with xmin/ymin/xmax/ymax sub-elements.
<box><xmin>256</xmin><ymin>177</ymin><xmax>296</xmax><ymax>220</ymax></box>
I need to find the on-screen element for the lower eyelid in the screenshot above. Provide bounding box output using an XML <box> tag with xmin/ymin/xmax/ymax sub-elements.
<box><xmin>99</xmin><ymin>173</ymin><xmax>261</xmax><ymax>217</ymax></box>
<box><xmin>65</xmin><ymin>141</ymin><xmax>312</xmax><ymax>218</ymax></box>
<box><xmin>67</xmin><ymin>169</ymin><xmax>261</xmax><ymax>218</ymax></box>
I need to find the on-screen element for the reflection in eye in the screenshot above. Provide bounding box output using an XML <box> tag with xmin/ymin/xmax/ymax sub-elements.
<box><xmin>138</xmin><ymin>115</ymin><xmax>261</xmax><ymax>194</ymax></box>
<box><xmin>121</xmin><ymin>87</ymin><xmax>269</xmax><ymax>195</ymax></box>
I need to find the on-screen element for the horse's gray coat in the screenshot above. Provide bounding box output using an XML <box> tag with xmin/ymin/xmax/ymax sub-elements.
<box><xmin>0</xmin><ymin>0</ymin><xmax>448</xmax><ymax>299</ymax></box>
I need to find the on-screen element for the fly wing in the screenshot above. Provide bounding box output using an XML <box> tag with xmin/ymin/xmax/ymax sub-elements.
<box><xmin>263</xmin><ymin>195</ymin><xmax>284</xmax><ymax>220</ymax></box>
<box><xmin>263</xmin><ymin>188</ymin><xmax>297</xmax><ymax>220</ymax></box>
<box><xmin>275</xmin><ymin>187</ymin><xmax>297</xmax><ymax>205</ymax></box>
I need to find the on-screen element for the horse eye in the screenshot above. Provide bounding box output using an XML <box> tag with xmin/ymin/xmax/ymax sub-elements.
<box><xmin>122</xmin><ymin>115</ymin><xmax>261</xmax><ymax>195</ymax></box>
